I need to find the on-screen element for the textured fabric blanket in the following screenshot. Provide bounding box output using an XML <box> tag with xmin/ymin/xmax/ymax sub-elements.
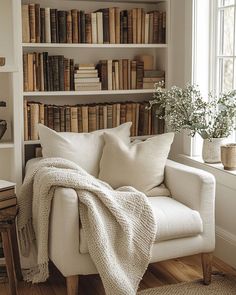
<box><xmin>17</xmin><ymin>158</ymin><xmax>157</xmax><ymax>295</ymax></box>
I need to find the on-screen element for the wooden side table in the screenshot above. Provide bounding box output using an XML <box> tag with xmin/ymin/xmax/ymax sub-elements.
<box><xmin>0</xmin><ymin>206</ymin><xmax>22</xmax><ymax>295</ymax></box>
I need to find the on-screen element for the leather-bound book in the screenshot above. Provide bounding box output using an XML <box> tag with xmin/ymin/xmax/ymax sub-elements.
<box><xmin>45</xmin><ymin>8</ymin><xmax>51</xmax><ymax>43</ymax></box>
<box><xmin>33</xmin><ymin>53</ymin><xmax>37</xmax><ymax>91</ymax></box>
<box><xmin>107</xmin><ymin>104</ymin><xmax>113</xmax><ymax>128</ymax></box>
<box><xmin>131</xmin><ymin>103</ymin><xmax>136</xmax><ymax>136</ymax></box>
<box><xmin>40</xmin><ymin>8</ymin><xmax>46</xmax><ymax>43</ymax></box>
<box><xmin>120</xmin><ymin>103</ymin><xmax>126</xmax><ymax>124</ymax></box>
<box><xmin>149</xmin><ymin>12</ymin><xmax>153</xmax><ymax>44</ymax></box>
<box><xmin>59</xmin><ymin>106</ymin><xmax>65</xmax><ymax>131</ymax></box>
<box><xmin>114</xmin><ymin>60</ymin><xmax>119</xmax><ymax>90</ymax></box>
<box><xmin>135</xmin><ymin>103</ymin><xmax>140</xmax><ymax>136</ymax></box>
<box><xmin>52</xmin><ymin>56</ymin><xmax>60</xmax><ymax>91</ymax></box>
<box><xmin>122</xmin><ymin>59</ymin><xmax>128</xmax><ymax>90</ymax></box>
<box><xmin>47</xmin><ymin>105</ymin><xmax>54</xmax><ymax>130</ymax></box>
<box><xmin>120</xmin><ymin>11</ymin><xmax>124</xmax><ymax>43</ymax></box>
<box><xmin>35</xmin><ymin>4</ymin><xmax>41</xmax><ymax>43</ymax></box>
<box><xmin>50</xmin><ymin>9</ymin><xmax>58</xmax><ymax>43</ymax></box>
<box><xmin>35</xmin><ymin>52</ymin><xmax>41</xmax><ymax>91</ymax></box>
<box><xmin>162</xmin><ymin>12</ymin><xmax>166</xmax><ymax>43</ymax></box>
<box><xmin>22</xmin><ymin>5</ymin><xmax>30</xmax><ymax>43</ymax></box>
<box><xmin>115</xmin><ymin>7</ymin><xmax>120</xmax><ymax>44</ymax></box>
<box><xmin>23</xmin><ymin>53</ymin><xmax>29</xmax><ymax>91</ymax></box>
<box><xmin>39</xmin><ymin>103</ymin><xmax>45</xmax><ymax>124</ymax></box>
<box><xmin>80</xmin><ymin>11</ymin><xmax>86</xmax><ymax>43</ymax></box>
<box><xmin>107</xmin><ymin>60</ymin><xmax>113</xmax><ymax>90</ymax></box>
<box><xmin>136</xmin><ymin>60</ymin><xmax>144</xmax><ymax>89</ymax></box>
<box><xmin>24</xmin><ymin>100</ymin><xmax>28</xmax><ymax>141</ymax></box>
<box><xmin>71</xmin><ymin>107</ymin><xmax>78</xmax><ymax>132</ymax></box>
<box><xmin>78</xmin><ymin>106</ymin><xmax>83</xmax><ymax>133</ymax></box>
<box><xmin>88</xmin><ymin>105</ymin><xmax>97</xmax><ymax>132</ymax></box>
<box><xmin>136</xmin><ymin>8</ymin><xmax>142</xmax><ymax>44</ymax></box>
<box><xmin>64</xmin><ymin>58</ymin><xmax>70</xmax><ymax>91</ymax></box>
<box><xmin>39</xmin><ymin>53</ymin><xmax>44</xmax><ymax>91</ymax></box>
<box><xmin>48</xmin><ymin>56</ymin><xmax>54</xmax><ymax>91</ymax></box>
<box><xmin>44</xmin><ymin>105</ymin><xmax>48</xmax><ymax>127</ymax></box>
<box><xmin>58</xmin><ymin>55</ymin><xmax>65</xmax><ymax>91</ymax></box>
<box><xmin>127</xmin><ymin>10</ymin><xmax>133</xmax><ymax>44</ymax></box>
<box><xmin>126</xmin><ymin>103</ymin><xmax>132</xmax><ymax>124</ymax></box>
<box><xmin>158</xmin><ymin>12</ymin><xmax>163</xmax><ymax>43</ymax></box>
<box><xmin>103</xmin><ymin>105</ymin><xmax>107</xmax><ymax>128</ymax></box>
<box><xmin>27</xmin><ymin>104</ymin><xmax>31</xmax><ymax>139</ymax></box>
<box><xmin>99</xmin><ymin>105</ymin><xmax>104</xmax><ymax>129</ymax></box>
<box><xmin>58</xmin><ymin>11</ymin><xmax>67</xmax><ymax>43</ymax></box>
<box><xmin>118</xmin><ymin>59</ymin><xmax>123</xmax><ymax>90</ymax></box>
<box><xmin>53</xmin><ymin>106</ymin><xmax>60</xmax><ymax>132</ymax></box>
<box><xmin>97</xmin><ymin>12</ymin><xmax>103</xmax><ymax>44</ymax></box>
<box><xmin>85</xmin><ymin>13</ymin><xmax>92</xmax><ymax>43</ymax></box>
<box><xmin>131</xmin><ymin>60</ymin><xmax>137</xmax><ymax>89</ymax></box>
<box><xmin>27</xmin><ymin>53</ymin><xmax>34</xmax><ymax>92</ymax></box>
<box><xmin>70</xmin><ymin>59</ymin><xmax>74</xmax><ymax>90</ymax></box>
<box><xmin>66</xmin><ymin>11</ymin><xmax>72</xmax><ymax>43</ymax></box>
<box><xmin>132</xmin><ymin>8</ymin><xmax>137</xmax><ymax>43</ymax></box>
<box><xmin>112</xmin><ymin>104</ymin><xmax>117</xmax><ymax>127</ymax></box>
<box><xmin>153</xmin><ymin>11</ymin><xmax>159</xmax><ymax>44</ymax></box>
<box><xmin>127</xmin><ymin>59</ymin><xmax>131</xmax><ymax>89</ymax></box>
<box><xmin>144</xmin><ymin>14</ymin><xmax>149</xmax><ymax>44</ymax></box>
<box><xmin>82</xmin><ymin>106</ymin><xmax>89</xmax><ymax>132</ymax></box>
<box><xmin>109</xmin><ymin>8</ymin><xmax>115</xmax><ymax>44</ymax></box>
<box><xmin>103</xmin><ymin>9</ymin><xmax>109</xmax><ymax>43</ymax></box>
<box><xmin>71</xmin><ymin>9</ymin><xmax>78</xmax><ymax>43</ymax></box>
<box><xmin>29</xmin><ymin>3</ymin><xmax>36</xmax><ymax>43</ymax></box>
<box><xmin>99</xmin><ymin>60</ymin><xmax>108</xmax><ymax>90</ymax></box>
<box><xmin>30</xmin><ymin>103</ymin><xmax>39</xmax><ymax>140</ymax></box>
<box><xmin>91</xmin><ymin>12</ymin><xmax>97</xmax><ymax>44</ymax></box>
<box><xmin>141</xmin><ymin>10</ymin><xmax>145</xmax><ymax>44</ymax></box>
<box><xmin>122</xmin><ymin>10</ymin><xmax>128</xmax><ymax>44</ymax></box>
<box><xmin>64</xmin><ymin>106</ymin><xmax>70</xmax><ymax>132</ymax></box>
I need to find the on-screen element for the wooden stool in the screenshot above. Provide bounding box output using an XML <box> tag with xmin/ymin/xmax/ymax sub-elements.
<box><xmin>0</xmin><ymin>206</ymin><xmax>22</xmax><ymax>295</ymax></box>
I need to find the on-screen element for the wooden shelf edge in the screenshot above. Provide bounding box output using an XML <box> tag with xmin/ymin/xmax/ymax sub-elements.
<box><xmin>22</xmin><ymin>43</ymin><xmax>168</xmax><ymax>49</ymax></box>
<box><xmin>0</xmin><ymin>143</ymin><xmax>15</xmax><ymax>149</ymax></box>
<box><xmin>23</xmin><ymin>89</ymin><xmax>155</xmax><ymax>96</ymax></box>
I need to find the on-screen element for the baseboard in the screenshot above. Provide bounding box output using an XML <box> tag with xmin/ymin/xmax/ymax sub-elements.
<box><xmin>215</xmin><ymin>226</ymin><xmax>236</xmax><ymax>269</ymax></box>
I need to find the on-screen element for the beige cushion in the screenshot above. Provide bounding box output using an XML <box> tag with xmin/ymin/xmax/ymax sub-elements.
<box><xmin>79</xmin><ymin>196</ymin><xmax>203</xmax><ymax>253</ymax></box>
<box><xmin>99</xmin><ymin>132</ymin><xmax>174</xmax><ymax>194</ymax></box>
<box><xmin>38</xmin><ymin>122</ymin><xmax>132</xmax><ymax>177</ymax></box>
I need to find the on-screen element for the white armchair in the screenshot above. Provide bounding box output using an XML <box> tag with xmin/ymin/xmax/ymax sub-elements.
<box><xmin>48</xmin><ymin>159</ymin><xmax>215</xmax><ymax>295</ymax></box>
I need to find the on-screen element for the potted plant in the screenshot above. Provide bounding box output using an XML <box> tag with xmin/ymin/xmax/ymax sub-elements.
<box><xmin>149</xmin><ymin>84</ymin><xmax>236</xmax><ymax>163</ymax></box>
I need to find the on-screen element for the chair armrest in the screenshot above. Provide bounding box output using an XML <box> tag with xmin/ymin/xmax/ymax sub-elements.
<box><xmin>165</xmin><ymin>159</ymin><xmax>215</xmax><ymax>212</ymax></box>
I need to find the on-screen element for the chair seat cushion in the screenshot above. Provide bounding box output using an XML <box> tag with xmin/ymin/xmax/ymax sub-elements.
<box><xmin>79</xmin><ymin>196</ymin><xmax>203</xmax><ymax>253</ymax></box>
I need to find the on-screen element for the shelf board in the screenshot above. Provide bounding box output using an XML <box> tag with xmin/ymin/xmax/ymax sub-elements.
<box><xmin>0</xmin><ymin>142</ymin><xmax>14</xmax><ymax>149</ymax></box>
<box><xmin>24</xmin><ymin>135</ymin><xmax>154</xmax><ymax>145</ymax></box>
<box><xmin>23</xmin><ymin>89</ymin><xmax>155</xmax><ymax>96</ymax></box>
<box><xmin>22</xmin><ymin>43</ymin><xmax>168</xmax><ymax>49</ymax></box>
<box><xmin>0</xmin><ymin>67</ymin><xmax>18</xmax><ymax>73</ymax></box>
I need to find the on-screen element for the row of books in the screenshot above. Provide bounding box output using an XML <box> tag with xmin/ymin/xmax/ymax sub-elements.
<box><xmin>97</xmin><ymin>60</ymin><xmax>165</xmax><ymax>90</ymax></box>
<box><xmin>23</xmin><ymin>52</ymin><xmax>165</xmax><ymax>92</ymax></box>
<box><xmin>0</xmin><ymin>181</ymin><xmax>17</xmax><ymax>211</ymax></box>
<box><xmin>22</xmin><ymin>4</ymin><xmax>166</xmax><ymax>44</ymax></box>
<box><xmin>23</xmin><ymin>52</ymin><xmax>75</xmax><ymax>92</ymax></box>
<box><xmin>24</xmin><ymin>101</ymin><xmax>164</xmax><ymax>140</ymax></box>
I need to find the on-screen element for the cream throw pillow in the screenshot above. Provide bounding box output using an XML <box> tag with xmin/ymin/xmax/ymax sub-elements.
<box><xmin>38</xmin><ymin>122</ymin><xmax>132</xmax><ymax>177</ymax></box>
<box><xmin>99</xmin><ymin>132</ymin><xmax>174</xmax><ymax>194</ymax></box>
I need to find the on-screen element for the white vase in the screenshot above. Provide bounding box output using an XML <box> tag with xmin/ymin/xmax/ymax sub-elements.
<box><xmin>202</xmin><ymin>138</ymin><xmax>227</xmax><ymax>163</ymax></box>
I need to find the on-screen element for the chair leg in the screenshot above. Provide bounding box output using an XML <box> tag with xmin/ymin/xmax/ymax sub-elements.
<box><xmin>201</xmin><ymin>253</ymin><xmax>213</xmax><ymax>285</ymax></box>
<box><xmin>66</xmin><ymin>275</ymin><xmax>79</xmax><ymax>295</ymax></box>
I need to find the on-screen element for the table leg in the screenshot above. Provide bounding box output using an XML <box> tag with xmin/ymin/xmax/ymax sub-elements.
<box><xmin>1</xmin><ymin>229</ymin><xmax>18</xmax><ymax>295</ymax></box>
<box><xmin>10</xmin><ymin>223</ymin><xmax>23</xmax><ymax>281</ymax></box>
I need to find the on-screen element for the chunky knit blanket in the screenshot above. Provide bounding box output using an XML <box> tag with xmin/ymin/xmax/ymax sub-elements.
<box><xmin>17</xmin><ymin>158</ymin><xmax>157</xmax><ymax>295</ymax></box>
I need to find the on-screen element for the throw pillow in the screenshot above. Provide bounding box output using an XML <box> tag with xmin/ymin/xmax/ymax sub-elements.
<box><xmin>38</xmin><ymin>122</ymin><xmax>132</xmax><ymax>177</ymax></box>
<box><xmin>99</xmin><ymin>132</ymin><xmax>174</xmax><ymax>194</ymax></box>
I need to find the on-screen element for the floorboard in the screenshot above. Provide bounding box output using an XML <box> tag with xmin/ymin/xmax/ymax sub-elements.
<box><xmin>0</xmin><ymin>255</ymin><xmax>235</xmax><ymax>295</ymax></box>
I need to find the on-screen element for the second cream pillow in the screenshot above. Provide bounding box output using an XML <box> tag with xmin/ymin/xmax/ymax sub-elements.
<box><xmin>99</xmin><ymin>132</ymin><xmax>174</xmax><ymax>194</ymax></box>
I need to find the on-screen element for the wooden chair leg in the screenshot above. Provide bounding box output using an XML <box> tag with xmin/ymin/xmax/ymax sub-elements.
<box><xmin>66</xmin><ymin>275</ymin><xmax>79</xmax><ymax>295</ymax></box>
<box><xmin>10</xmin><ymin>223</ymin><xmax>23</xmax><ymax>281</ymax></box>
<box><xmin>1</xmin><ymin>230</ymin><xmax>18</xmax><ymax>295</ymax></box>
<box><xmin>201</xmin><ymin>253</ymin><xmax>213</xmax><ymax>285</ymax></box>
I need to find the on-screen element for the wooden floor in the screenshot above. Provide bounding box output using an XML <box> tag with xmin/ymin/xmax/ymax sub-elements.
<box><xmin>0</xmin><ymin>255</ymin><xmax>236</xmax><ymax>295</ymax></box>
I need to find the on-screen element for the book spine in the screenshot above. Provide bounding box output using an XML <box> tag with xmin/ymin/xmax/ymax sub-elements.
<box><xmin>144</xmin><ymin>14</ymin><xmax>149</xmax><ymax>44</ymax></box>
<box><xmin>109</xmin><ymin>8</ymin><xmax>115</xmax><ymax>44</ymax></box>
<box><xmin>149</xmin><ymin>13</ymin><xmax>154</xmax><ymax>44</ymax></box>
<box><xmin>158</xmin><ymin>12</ymin><xmax>163</xmax><ymax>43</ymax></box>
<box><xmin>80</xmin><ymin>11</ymin><xmax>86</xmax><ymax>43</ymax></box>
<box><xmin>123</xmin><ymin>10</ymin><xmax>128</xmax><ymax>44</ymax></box>
<box><xmin>53</xmin><ymin>106</ymin><xmax>60</xmax><ymax>132</ymax></box>
<box><xmin>24</xmin><ymin>100</ymin><xmax>28</xmax><ymax>141</ymax></box>
<box><xmin>85</xmin><ymin>13</ymin><xmax>92</xmax><ymax>43</ymax></box>
<box><xmin>66</xmin><ymin>11</ymin><xmax>73</xmax><ymax>43</ymax></box>
<box><xmin>107</xmin><ymin>60</ymin><xmax>113</xmax><ymax>90</ymax></box>
<box><xmin>64</xmin><ymin>58</ymin><xmax>70</xmax><ymax>91</ymax></box>
<box><xmin>40</xmin><ymin>8</ymin><xmax>46</xmax><ymax>43</ymax></box>
<box><xmin>91</xmin><ymin>13</ymin><xmax>97</xmax><ymax>44</ymax></box>
<box><xmin>72</xmin><ymin>9</ymin><xmax>78</xmax><ymax>43</ymax></box>
<box><xmin>103</xmin><ymin>9</ymin><xmax>109</xmax><ymax>44</ymax></box>
<box><xmin>120</xmin><ymin>11</ymin><xmax>124</xmax><ymax>44</ymax></box>
<box><xmin>60</xmin><ymin>106</ymin><xmax>66</xmax><ymax>131</ymax></box>
<box><xmin>45</xmin><ymin>8</ymin><xmax>51</xmax><ymax>43</ymax></box>
<box><xmin>132</xmin><ymin>8</ymin><xmax>137</xmax><ymax>44</ymax></box>
<box><xmin>162</xmin><ymin>12</ymin><xmax>166</xmax><ymax>43</ymax></box>
<box><xmin>115</xmin><ymin>8</ymin><xmax>120</xmax><ymax>44</ymax></box>
<box><xmin>27</xmin><ymin>53</ymin><xmax>34</xmax><ymax>92</ymax></box>
<box><xmin>65</xmin><ymin>107</ymin><xmax>71</xmax><ymax>132</ymax></box>
<box><xmin>50</xmin><ymin>9</ymin><xmax>58</xmax><ymax>43</ymax></box>
<box><xmin>23</xmin><ymin>53</ymin><xmax>28</xmax><ymax>91</ymax></box>
<box><xmin>153</xmin><ymin>11</ymin><xmax>159</xmax><ymax>44</ymax></box>
<box><xmin>58</xmin><ymin>11</ymin><xmax>67</xmax><ymax>43</ymax></box>
<box><xmin>136</xmin><ymin>60</ymin><xmax>144</xmax><ymax>89</ymax></box>
<box><xmin>22</xmin><ymin>5</ymin><xmax>30</xmax><ymax>43</ymax></box>
<box><xmin>52</xmin><ymin>56</ymin><xmax>60</xmax><ymax>91</ymax></box>
<box><xmin>96</xmin><ymin>12</ymin><xmax>103</xmax><ymax>44</ymax></box>
<box><xmin>71</xmin><ymin>107</ymin><xmax>78</xmax><ymax>132</ymax></box>
<box><xmin>58</xmin><ymin>56</ymin><xmax>65</xmax><ymax>91</ymax></box>
<box><xmin>29</xmin><ymin>4</ymin><xmax>36</xmax><ymax>43</ymax></box>
<box><xmin>35</xmin><ymin>4</ymin><xmax>41</xmax><ymax>43</ymax></box>
<box><xmin>70</xmin><ymin>59</ymin><xmax>75</xmax><ymax>90</ymax></box>
<box><xmin>136</xmin><ymin>8</ymin><xmax>142</xmax><ymax>44</ymax></box>
<box><xmin>127</xmin><ymin>10</ymin><xmax>133</xmax><ymax>44</ymax></box>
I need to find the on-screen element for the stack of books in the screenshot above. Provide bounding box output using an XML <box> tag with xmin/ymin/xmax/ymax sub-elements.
<box><xmin>0</xmin><ymin>181</ymin><xmax>17</xmax><ymax>210</ymax></box>
<box><xmin>24</xmin><ymin>100</ymin><xmax>165</xmax><ymax>140</ymax></box>
<box><xmin>74</xmin><ymin>64</ymin><xmax>101</xmax><ymax>91</ymax></box>
<box><xmin>143</xmin><ymin>70</ymin><xmax>165</xmax><ymax>89</ymax></box>
<box><xmin>22</xmin><ymin>4</ymin><xmax>166</xmax><ymax>44</ymax></box>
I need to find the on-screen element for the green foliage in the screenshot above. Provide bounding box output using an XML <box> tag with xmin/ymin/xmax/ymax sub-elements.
<box><xmin>149</xmin><ymin>84</ymin><xmax>236</xmax><ymax>140</ymax></box>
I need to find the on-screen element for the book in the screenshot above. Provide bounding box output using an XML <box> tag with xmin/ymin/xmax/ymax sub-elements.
<box><xmin>115</xmin><ymin>7</ymin><xmax>120</xmax><ymax>44</ymax></box>
<box><xmin>91</xmin><ymin>13</ymin><xmax>97</xmax><ymax>44</ymax></box>
<box><xmin>74</xmin><ymin>72</ymin><xmax>98</xmax><ymax>78</ymax></box>
<box><xmin>45</xmin><ymin>8</ymin><xmax>51</xmax><ymax>43</ymax></box>
<box><xmin>85</xmin><ymin>13</ymin><xmax>92</xmax><ymax>44</ymax></box>
<box><xmin>82</xmin><ymin>106</ymin><xmax>89</xmax><ymax>132</ymax></box>
<box><xmin>71</xmin><ymin>107</ymin><xmax>78</xmax><ymax>132</ymax></box>
<box><xmin>0</xmin><ymin>197</ymin><xmax>17</xmax><ymax>210</ymax></box>
<box><xmin>127</xmin><ymin>10</ymin><xmax>133</xmax><ymax>44</ymax></box>
<box><xmin>96</xmin><ymin>12</ymin><xmax>103</xmax><ymax>44</ymax></box>
<box><xmin>72</xmin><ymin>9</ymin><xmax>78</xmax><ymax>43</ymax></box>
<box><xmin>80</xmin><ymin>11</ymin><xmax>86</xmax><ymax>43</ymax></box>
<box><xmin>0</xmin><ymin>181</ymin><xmax>15</xmax><ymax>192</ymax></box>
<box><xmin>35</xmin><ymin>4</ymin><xmax>41</xmax><ymax>43</ymax></box>
<box><xmin>132</xmin><ymin>8</ymin><xmax>137</xmax><ymax>44</ymax></box>
<box><xmin>109</xmin><ymin>8</ymin><xmax>115</xmax><ymax>44</ymax></box>
<box><xmin>66</xmin><ymin>11</ymin><xmax>72</xmax><ymax>43</ymax></box>
<box><xmin>22</xmin><ymin>5</ymin><xmax>30</xmax><ymax>43</ymax></box>
<box><xmin>144</xmin><ymin>14</ymin><xmax>149</xmax><ymax>44</ymax></box>
<box><xmin>40</xmin><ymin>8</ymin><xmax>46</xmax><ymax>43</ymax></box>
<box><xmin>53</xmin><ymin>106</ymin><xmax>60</xmax><ymax>132</ymax></box>
<box><xmin>58</xmin><ymin>11</ymin><xmax>67</xmax><ymax>43</ymax></box>
<box><xmin>0</xmin><ymin>189</ymin><xmax>15</xmax><ymax>200</ymax></box>
<box><xmin>136</xmin><ymin>8</ymin><xmax>142</xmax><ymax>44</ymax></box>
<box><xmin>58</xmin><ymin>55</ymin><xmax>65</xmax><ymax>91</ymax></box>
<box><xmin>74</xmin><ymin>78</ymin><xmax>100</xmax><ymax>83</ymax></box>
<box><xmin>136</xmin><ymin>60</ymin><xmax>144</xmax><ymax>89</ymax></box>
<box><xmin>50</xmin><ymin>9</ymin><xmax>58</xmax><ymax>43</ymax></box>
<box><xmin>29</xmin><ymin>3</ymin><xmax>36</xmax><ymax>43</ymax></box>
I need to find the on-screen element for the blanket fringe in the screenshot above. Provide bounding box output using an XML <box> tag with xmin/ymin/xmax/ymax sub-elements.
<box><xmin>22</xmin><ymin>262</ymin><xmax>49</xmax><ymax>283</ymax></box>
<box><xmin>18</xmin><ymin>220</ymin><xmax>36</xmax><ymax>257</ymax></box>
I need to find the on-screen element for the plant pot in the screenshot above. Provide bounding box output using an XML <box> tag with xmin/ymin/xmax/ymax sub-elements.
<box><xmin>202</xmin><ymin>138</ymin><xmax>227</xmax><ymax>163</ymax></box>
<box><xmin>221</xmin><ymin>144</ymin><xmax>236</xmax><ymax>170</ymax></box>
<box><xmin>0</xmin><ymin>120</ymin><xmax>7</xmax><ymax>140</ymax></box>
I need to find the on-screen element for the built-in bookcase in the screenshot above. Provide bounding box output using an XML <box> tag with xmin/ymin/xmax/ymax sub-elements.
<box><xmin>1</xmin><ymin>0</ymin><xmax>171</xmax><ymax>187</ymax></box>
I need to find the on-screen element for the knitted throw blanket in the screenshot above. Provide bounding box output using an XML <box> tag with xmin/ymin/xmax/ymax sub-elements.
<box><xmin>17</xmin><ymin>158</ymin><xmax>157</xmax><ymax>295</ymax></box>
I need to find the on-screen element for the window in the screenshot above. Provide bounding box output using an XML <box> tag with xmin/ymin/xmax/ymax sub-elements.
<box><xmin>213</xmin><ymin>0</ymin><xmax>236</xmax><ymax>140</ymax></box>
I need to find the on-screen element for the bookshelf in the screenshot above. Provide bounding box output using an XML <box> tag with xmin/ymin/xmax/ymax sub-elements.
<box><xmin>2</xmin><ymin>0</ymin><xmax>171</xmax><ymax>187</ymax></box>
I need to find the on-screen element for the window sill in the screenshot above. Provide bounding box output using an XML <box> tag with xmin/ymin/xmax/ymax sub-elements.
<box><xmin>178</xmin><ymin>154</ymin><xmax>236</xmax><ymax>190</ymax></box>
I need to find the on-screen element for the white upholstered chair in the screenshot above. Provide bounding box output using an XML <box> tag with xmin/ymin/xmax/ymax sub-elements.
<box><xmin>48</xmin><ymin>159</ymin><xmax>215</xmax><ymax>295</ymax></box>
